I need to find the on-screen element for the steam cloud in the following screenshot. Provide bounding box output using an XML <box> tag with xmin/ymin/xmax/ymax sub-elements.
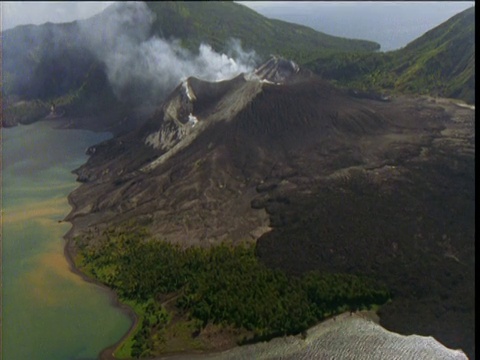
<box><xmin>79</xmin><ymin>2</ymin><xmax>258</xmax><ymax>105</ymax></box>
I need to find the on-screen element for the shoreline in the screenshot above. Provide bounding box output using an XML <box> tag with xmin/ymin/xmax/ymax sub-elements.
<box><xmin>57</xmin><ymin>97</ymin><xmax>474</xmax><ymax>359</ymax></box>
<box><xmin>63</xmin><ymin>192</ymin><xmax>139</xmax><ymax>360</ymax></box>
<box><xmin>59</xmin><ymin>117</ymin><xmax>138</xmax><ymax>360</ymax></box>
<box><xmin>6</xmin><ymin>101</ymin><xmax>470</xmax><ymax>358</ymax></box>
<box><xmin>62</xmin><ymin>202</ymin><xmax>380</xmax><ymax>360</ymax></box>
<box><xmin>61</xmin><ymin>184</ymin><xmax>383</xmax><ymax>360</ymax></box>
<box><xmin>62</xmin><ymin>216</ymin><xmax>386</xmax><ymax>360</ymax></box>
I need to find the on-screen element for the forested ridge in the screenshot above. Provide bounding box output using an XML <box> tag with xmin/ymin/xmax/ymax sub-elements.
<box><xmin>74</xmin><ymin>226</ymin><xmax>390</xmax><ymax>358</ymax></box>
<box><xmin>308</xmin><ymin>7</ymin><xmax>475</xmax><ymax>104</ymax></box>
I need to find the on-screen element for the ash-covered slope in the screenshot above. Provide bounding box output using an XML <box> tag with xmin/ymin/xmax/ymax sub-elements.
<box><xmin>66</xmin><ymin>58</ymin><xmax>474</xmax><ymax>357</ymax></box>
<box><xmin>254</xmin><ymin>56</ymin><xmax>303</xmax><ymax>84</ymax></box>
<box><xmin>66</xmin><ymin>57</ymin><xmax>391</xmax><ymax>245</ymax></box>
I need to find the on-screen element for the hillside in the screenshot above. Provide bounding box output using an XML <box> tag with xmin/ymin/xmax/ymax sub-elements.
<box><xmin>66</xmin><ymin>59</ymin><xmax>475</xmax><ymax>358</ymax></box>
<box><xmin>1</xmin><ymin>1</ymin><xmax>379</xmax><ymax>130</ymax></box>
<box><xmin>1</xmin><ymin>22</ymin><xmax>132</xmax><ymax>131</ymax></box>
<box><xmin>145</xmin><ymin>1</ymin><xmax>379</xmax><ymax>62</ymax></box>
<box><xmin>2</xmin><ymin>3</ymin><xmax>475</xmax><ymax>358</ymax></box>
<box><xmin>308</xmin><ymin>7</ymin><xmax>475</xmax><ymax>104</ymax></box>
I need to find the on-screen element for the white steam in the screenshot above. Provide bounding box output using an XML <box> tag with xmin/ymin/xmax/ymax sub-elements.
<box><xmin>78</xmin><ymin>2</ymin><xmax>258</xmax><ymax>105</ymax></box>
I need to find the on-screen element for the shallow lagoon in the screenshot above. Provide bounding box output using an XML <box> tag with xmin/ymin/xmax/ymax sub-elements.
<box><xmin>2</xmin><ymin>121</ymin><xmax>131</xmax><ymax>360</ymax></box>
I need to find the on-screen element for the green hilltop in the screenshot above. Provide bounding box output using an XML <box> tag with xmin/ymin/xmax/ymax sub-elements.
<box><xmin>308</xmin><ymin>7</ymin><xmax>475</xmax><ymax>104</ymax></box>
<box><xmin>145</xmin><ymin>1</ymin><xmax>379</xmax><ymax>62</ymax></box>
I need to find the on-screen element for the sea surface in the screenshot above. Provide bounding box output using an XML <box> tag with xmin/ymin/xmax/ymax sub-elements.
<box><xmin>241</xmin><ymin>1</ymin><xmax>473</xmax><ymax>51</ymax></box>
<box><xmin>162</xmin><ymin>313</ymin><xmax>467</xmax><ymax>360</ymax></box>
<box><xmin>1</xmin><ymin>120</ymin><xmax>131</xmax><ymax>360</ymax></box>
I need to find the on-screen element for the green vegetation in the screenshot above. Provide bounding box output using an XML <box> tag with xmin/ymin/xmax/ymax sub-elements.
<box><xmin>2</xmin><ymin>1</ymin><xmax>379</xmax><ymax>128</ymax></box>
<box><xmin>3</xmin><ymin>3</ymin><xmax>473</xmax><ymax>129</ymax></box>
<box><xmin>146</xmin><ymin>1</ymin><xmax>379</xmax><ymax>65</ymax></box>
<box><xmin>114</xmin><ymin>299</ymin><xmax>170</xmax><ymax>359</ymax></box>
<box><xmin>308</xmin><ymin>7</ymin><xmax>475</xmax><ymax>104</ymax></box>
<box><xmin>74</xmin><ymin>225</ymin><xmax>390</xmax><ymax>358</ymax></box>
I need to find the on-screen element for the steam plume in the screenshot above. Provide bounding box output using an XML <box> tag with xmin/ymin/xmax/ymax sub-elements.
<box><xmin>79</xmin><ymin>2</ymin><xmax>258</xmax><ymax>105</ymax></box>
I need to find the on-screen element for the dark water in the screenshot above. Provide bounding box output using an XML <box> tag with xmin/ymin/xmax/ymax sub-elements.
<box><xmin>2</xmin><ymin>121</ymin><xmax>131</xmax><ymax>360</ymax></box>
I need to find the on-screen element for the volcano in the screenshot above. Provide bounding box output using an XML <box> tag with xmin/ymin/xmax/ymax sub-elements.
<box><xmin>67</xmin><ymin>58</ymin><xmax>392</xmax><ymax>244</ymax></box>
<box><xmin>66</xmin><ymin>57</ymin><xmax>474</xmax><ymax>358</ymax></box>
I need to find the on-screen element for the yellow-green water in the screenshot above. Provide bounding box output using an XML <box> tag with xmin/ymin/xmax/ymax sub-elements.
<box><xmin>2</xmin><ymin>121</ymin><xmax>131</xmax><ymax>360</ymax></box>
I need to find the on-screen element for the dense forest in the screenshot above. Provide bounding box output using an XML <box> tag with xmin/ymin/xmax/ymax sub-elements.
<box><xmin>308</xmin><ymin>7</ymin><xmax>475</xmax><ymax>104</ymax></box>
<box><xmin>74</xmin><ymin>226</ymin><xmax>390</xmax><ymax>358</ymax></box>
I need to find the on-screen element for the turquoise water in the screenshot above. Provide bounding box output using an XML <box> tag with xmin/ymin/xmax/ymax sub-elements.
<box><xmin>2</xmin><ymin>121</ymin><xmax>131</xmax><ymax>360</ymax></box>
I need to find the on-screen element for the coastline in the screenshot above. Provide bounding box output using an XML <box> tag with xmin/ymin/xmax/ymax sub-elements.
<box><xmin>57</xmin><ymin>99</ymin><xmax>474</xmax><ymax>359</ymax></box>
<box><xmin>60</xmin><ymin>175</ymin><xmax>468</xmax><ymax>360</ymax></box>
<box><xmin>61</xmin><ymin>185</ymin><xmax>383</xmax><ymax>360</ymax></box>
<box><xmin>61</xmin><ymin>198</ymin><xmax>379</xmax><ymax>360</ymax></box>
<box><xmin>63</xmin><ymin>191</ymin><xmax>139</xmax><ymax>360</ymax></box>
<box><xmin>56</xmin><ymin>118</ymin><xmax>137</xmax><ymax>359</ymax></box>
<box><xmin>3</xmin><ymin>119</ymin><xmax>137</xmax><ymax>360</ymax></box>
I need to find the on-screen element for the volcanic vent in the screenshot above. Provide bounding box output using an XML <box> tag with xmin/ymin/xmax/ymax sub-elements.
<box><xmin>253</xmin><ymin>55</ymin><xmax>303</xmax><ymax>84</ymax></box>
<box><xmin>67</xmin><ymin>56</ymin><xmax>455</xmax><ymax>246</ymax></box>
